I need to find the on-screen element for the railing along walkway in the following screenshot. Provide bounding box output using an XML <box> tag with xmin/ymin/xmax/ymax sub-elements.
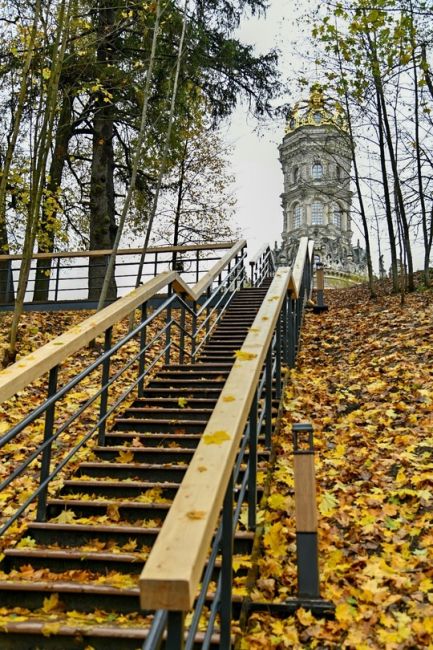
<box><xmin>0</xmin><ymin>241</ymin><xmax>237</xmax><ymax>310</ymax></box>
<box><xmin>0</xmin><ymin>238</ymin><xmax>315</xmax><ymax>648</ymax></box>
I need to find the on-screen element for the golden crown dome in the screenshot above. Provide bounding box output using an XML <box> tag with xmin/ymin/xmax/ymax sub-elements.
<box><xmin>285</xmin><ymin>85</ymin><xmax>347</xmax><ymax>134</ymax></box>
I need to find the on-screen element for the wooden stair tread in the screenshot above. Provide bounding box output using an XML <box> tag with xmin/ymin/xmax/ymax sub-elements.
<box><xmin>0</xmin><ymin>579</ymin><xmax>139</xmax><ymax>596</ymax></box>
<box><xmin>4</xmin><ymin>548</ymin><xmax>144</xmax><ymax>563</ymax></box>
<box><xmin>29</xmin><ymin>523</ymin><xmax>161</xmax><ymax>535</ymax></box>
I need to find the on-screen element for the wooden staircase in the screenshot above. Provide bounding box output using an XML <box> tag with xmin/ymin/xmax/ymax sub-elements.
<box><xmin>0</xmin><ymin>283</ymin><xmax>276</xmax><ymax>649</ymax></box>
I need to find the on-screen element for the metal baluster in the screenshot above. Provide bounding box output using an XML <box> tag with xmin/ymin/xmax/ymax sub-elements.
<box><xmin>154</xmin><ymin>252</ymin><xmax>158</xmax><ymax>277</ymax></box>
<box><xmin>37</xmin><ymin>365</ymin><xmax>59</xmax><ymax>521</ymax></box>
<box><xmin>265</xmin><ymin>349</ymin><xmax>273</xmax><ymax>448</ymax></box>
<box><xmin>98</xmin><ymin>327</ymin><xmax>113</xmax><ymax>446</ymax></box>
<box><xmin>166</xmin><ymin>611</ymin><xmax>185</xmax><ymax>650</ymax></box>
<box><xmin>195</xmin><ymin>250</ymin><xmax>200</xmax><ymax>283</ymax></box>
<box><xmin>54</xmin><ymin>257</ymin><xmax>61</xmax><ymax>302</ymax></box>
<box><xmin>205</xmin><ymin>287</ymin><xmax>211</xmax><ymax>336</ymax></box>
<box><xmin>248</xmin><ymin>392</ymin><xmax>258</xmax><ymax>530</ymax></box>
<box><xmin>219</xmin><ymin>471</ymin><xmax>234</xmax><ymax>649</ymax></box>
<box><xmin>138</xmin><ymin>302</ymin><xmax>147</xmax><ymax>397</ymax></box>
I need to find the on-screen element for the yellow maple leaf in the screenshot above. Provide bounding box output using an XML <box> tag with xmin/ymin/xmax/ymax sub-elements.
<box><xmin>319</xmin><ymin>491</ymin><xmax>338</xmax><ymax>515</ymax></box>
<box><xmin>335</xmin><ymin>601</ymin><xmax>356</xmax><ymax>624</ymax></box>
<box><xmin>203</xmin><ymin>430</ymin><xmax>231</xmax><ymax>445</ymax></box>
<box><xmin>234</xmin><ymin>350</ymin><xmax>257</xmax><ymax>361</ymax></box>
<box><xmin>178</xmin><ymin>397</ymin><xmax>188</xmax><ymax>408</ymax></box>
<box><xmin>17</xmin><ymin>536</ymin><xmax>36</xmax><ymax>549</ymax></box>
<box><xmin>222</xmin><ymin>395</ymin><xmax>236</xmax><ymax>402</ymax></box>
<box><xmin>107</xmin><ymin>504</ymin><xmax>120</xmax><ymax>522</ymax></box>
<box><xmin>263</xmin><ymin>521</ymin><xmax>288</xmax><ymax>558</ymax></box>
<box><xmin>42</xmin><ymin>622</ymin><xmax>61</xmax><ymax>637</ymax></box>
<box><xmin>267</xmin><ymin>493</ymin><xmax>288</xmax><ymax>511</ymax></box>
<box><xmin>296</xmin><ymin>607</ymin><xmax>315</xmax><ymax>626</ymax></box>
<box><xmin>116</xmin><ymin>449</ymin><xmax>134</xmax><ymax>463</ymax></box>
<box><xmin>42</xmin><ymin>593</ymin><xmax>60</xmax><ymax>613</ymax></box>
<box><xmin>51</xmin><ymin>509</ymin><xmax>76</xmax><ymax>524</ymax></box>
<box><xmin>186</xmin><ymin>510</ymin><xmax>206</xmax><ymax>520</ymax></box>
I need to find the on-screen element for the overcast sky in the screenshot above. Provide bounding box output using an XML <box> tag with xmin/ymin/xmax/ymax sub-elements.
<box><xmin>225</xmin><ymin>0</ymin><xmax>312</xmax><ymax>258</ymax></box>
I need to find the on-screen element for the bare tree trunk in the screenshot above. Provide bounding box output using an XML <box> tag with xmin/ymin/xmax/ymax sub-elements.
<box><xmin>89</xmin><ymin>0</ymin><xmax>118</xmax><ymax>302</ymax></box>
<box><xmin>96</xmin><ymin>0</ymin><xmax>162</xmax><ymax>310</ymax></box>
<box><xmin>0</xmin><ymin>3</ymin><xmax>41</xmax><ymax>304</ymax></box>
<box><xmin>5</xmin><ymin>0</ymin><xmax>71</xmax><ymax>366</ymax></box>
<box><xmin>33</xmin><ymin>87</ymin><xmax>73</xmax><ymax>301</ymax></box>
<box><xmin>172</xmin><ymin>142</ymin><xmax>188</xmax><ymax>270</ymax></box>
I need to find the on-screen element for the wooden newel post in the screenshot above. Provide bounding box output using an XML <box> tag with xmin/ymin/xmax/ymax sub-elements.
<box><xmin>292</xmin><ymin>423</ymin><xmax>320</xmax><ymax>598</ymax></box>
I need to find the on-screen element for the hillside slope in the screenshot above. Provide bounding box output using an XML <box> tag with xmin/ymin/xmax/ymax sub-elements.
<box><xmin>241</xmin><ymin>282</ymin><xmax>433</xmax><ymax>649</ymax></box>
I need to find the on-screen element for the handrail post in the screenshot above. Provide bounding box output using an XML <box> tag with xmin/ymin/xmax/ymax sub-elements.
<box><xmin>248</xmin><ymin>392</ymin><xmax>258</xmax><ymax>530</ymax></box>
<box><xmin>275</xmin><ymin>313</ymin><xmax>282</xmax><ymax>399</ymax></box>
<box><xmin>292</xmin><ymin>423</ymin><xmax>320</xmax><ymax>599</ymax></box>
<box><xmin>98</xmin><ymin>327</ymin><xmax>113</xmax><ymax>446</ymax></box>
<box><xmin>138</xmin><ymin>302</ymin><xmax>147</xmax><ymax>397</ymax></box>
<box><xmin>166</xmin><ymin>611</ymin><xmax>185</xmax><ymax>649</ymax></box>
<box><xmin>179</xmin><ymin>301</ymin><xmax>185</xmax><ymax>365</ymax></box>
<box><xmin>282</xmin><ymin>292</ymin><xmax>289</xmax><ymax>366</ymax></box>
<box><xmin>165</xmin><ymin>285</ymin><xmax>172</xmax><ymax>365</ymax></box>
<box><xmin>219</xmin><ymin>470</ymin><xmax>234</xmax><ymax>649</ymax></box>
<box><xmin>205</xmin><ymin>287</ymin><xmax>211</xmax><ymax>335</ymax></box>
<box><xmin>36</xmin><ymin>364</ymin><xmax>59</xmax><ymax>521</ymax></box>
<box><xmin>191</xmin><ymin>301</ymin><xmax>197</xmax><ymax>362</ymax></box>
<box><xmin>288</xmin><ymin>295</ymin><xmax>296</xmax><ymax>368</ymax></box>
<box><xmin>265</xmin><ymin>348</ymin><xmax>273</xmax><ymax>448</ymax></box>
<box><xmin>249</xmin><ymin>261</ymin><xmax>255</xmax><ymax>286</ymax></box>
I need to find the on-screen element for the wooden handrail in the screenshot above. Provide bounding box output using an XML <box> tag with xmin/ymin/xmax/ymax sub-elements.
<box><xmin>249</xmin><ymin>243</ymin><xmax>271</xmax><ymax>266</ymax></box>
<box><xmin>0</xmin><ymin>241</ymin><xmax>246</xmax><ymax>405</ymax></box>
<box><xmin>289</xmin><ymin>236</ymin><xmax>310</xmax><ymax>298</ymax></box>
<box><xmin>0</xmin><ymin>241</ymin><xmax>236</xmax><ymax>263</ymax></box>
<box><xmin>139</xmin><ymin>266</ymin><xmax>292</xmax><ymax>611</ymax></box>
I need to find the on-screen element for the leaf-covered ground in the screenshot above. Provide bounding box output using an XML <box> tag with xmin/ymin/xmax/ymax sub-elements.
<box><xmin>240</xmin><ymin>282</ymin><xmax>433</xmax><ymax>649</ymax></box>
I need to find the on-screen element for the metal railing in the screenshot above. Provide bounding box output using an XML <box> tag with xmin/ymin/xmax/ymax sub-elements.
<box><xmin>249</xmin><ymin>244</ymin><xmax>276</xmax><ymax>286</ymax></box>
<box><xmin>140</xmin><ymin>237</ymin><xmax>314</xmax><ymax>648</ymax></box>
<box><xmin>0</xmin><ymin>241</ymin><xmax>247</xmax><ymax>537</ymax></box>
<box><xmin>0</xmin><ymin>241</ymin><xmax>237</xmax><ymax>310</ymax></box>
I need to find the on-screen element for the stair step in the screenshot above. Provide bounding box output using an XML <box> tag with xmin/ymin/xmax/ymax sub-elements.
<box><xmin>76</xmin><ymin>461</ymin><xmax>188</xmax><ymax>481</ymax></box>
<box><xmin>104</xmin><ymin>431</ymin><xmax>202</xmax><ymax>447</ymax></box>
<box><xmin>0</xmin><ymin>579</ymin><xmax>141</xmax><ymax>613</ymax></box>
<box><xmin>61</xmin><ymin>479</ymin><xmax>181</xmax><ymax>499</ymax></box>
<box><xmin>120</xmin><ymin>408</ymin><xmax>214</xmax><ymax>422</ymax></box>
<box><xmin>114</xmin><ymin>418</ymin><xmax>208</xmax><ymax>433</ymax></box>
<box><xmin>92</xmin><ymin>445</ymin><xmax>195</xmax><ymax>463</ymax></box>
<box><xmin>46</xmin><ymin>496</ymin><xmax>171</xmax><ymax>522</ymax></box>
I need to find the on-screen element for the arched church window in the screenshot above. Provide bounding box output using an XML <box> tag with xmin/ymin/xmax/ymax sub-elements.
<box><xmin>293</xmin><ymin>166</ymin><xmax>299</xmax><ymax>183</ymax></box>
<box><xmin>312</xmin><ymin>162</ymin><xmax>323</xmax><ymax>180</ymax></box>
<box><xmin>332</xmin><ymin>205</ymin><xmax>342</xmax><ymax>228</ymax></box>
<box><xmin>336</xmin><ymin>164</ymin><xmax>342</xmax><ymax>180</ymax></box>
<box><xmin>313</xmin><ymin>112</ymin><xmax>322</xmax><ymax>124</ymax></box>
<box><xmin>311</xmin><ymin>202</ymin><xmax>324</xmax><ymax>225</ymax></box>
<box><xmin>293</xmin><ymin>204</ymin><xmax>302</xmax><ymax>228</ymax></box>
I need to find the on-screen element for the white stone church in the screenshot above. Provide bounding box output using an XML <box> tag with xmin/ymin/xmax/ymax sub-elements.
<box><xmin>276</xmin><ymin>86</ymin><xmax>367</xmax><ymax>285</ymax></box>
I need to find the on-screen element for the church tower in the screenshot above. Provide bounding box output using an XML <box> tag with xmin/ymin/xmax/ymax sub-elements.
<box><xmin>277</xmin><ymin>86</ymin><xmax>366</xmax><ymax>281</ymax></box>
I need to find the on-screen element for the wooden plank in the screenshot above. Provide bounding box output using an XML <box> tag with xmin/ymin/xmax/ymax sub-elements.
<box><xmin>191</xmin><ymin>240</ymin><xmax>246</xmax><ymax>299</ymax></box>
<box><xmin>289</xmin><ymin>237</ymin><xmax>309</xmax><ymax>298</ymax></box>
<box><xmin>139</xmin><ymin>267</ymin><xmax>292</xmax><ymax>611</ymax></box>
<box><xmin>0</xmin><ymin>241</ymin><xmax>235</xmax><ymax>262</ymax></box>
<box><xmin>0</xmin><ymin>272</ymin><xmax>176</xmax><ymax>404</ymax></box>
<box><xmin>293</xmin><ymin>455</ymin><xmax>318</xmax><ymax>532</ymax></box>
